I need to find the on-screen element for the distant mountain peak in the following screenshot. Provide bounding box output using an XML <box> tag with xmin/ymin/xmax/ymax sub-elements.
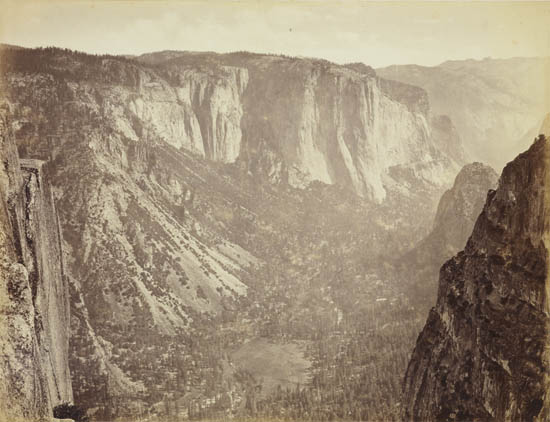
<box><xmin>377</xmin><ymin>58</ymin><xmax>550</xmax><ymax>170</ymax></box>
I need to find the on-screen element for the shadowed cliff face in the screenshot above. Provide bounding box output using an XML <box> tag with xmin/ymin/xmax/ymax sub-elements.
<box><xmin>399</xmin><ymin>162</ymin><xmax>498</xmax><ymax>312</ymax></box>
<box><xmin>402</xmin><ymin>135</ymin><xmax>550</xmax><ymax>422</ymax></box>
<box><xmin>0</xmin><ymin>107</ymin><xmax>72</xmax><ymax>421</ymax></box>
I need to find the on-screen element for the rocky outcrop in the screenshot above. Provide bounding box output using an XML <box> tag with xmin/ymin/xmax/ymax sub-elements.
<box><xmin>430</xmin><ymin>163</ymin><xmax>498</xmax><ymax>255</ymax></box>
<box><xmin>0</xmin><ymin>106</ymin><xmax>72</xmax><ymax>421</ymax></box>
<box><xmin>133</xmin><ymin>50</ymin><xmax>460</xmax><ymax>204</ymax></box>
<box><xmin>400</xmin><ymin>162</ymin><xmax>498</xmax><ymax>309</ymax></box>
<box><xmin>122</xmin><ymin>64</ymin><xmax>248</xmax><ymax>162</ymax></box>
<box><xmin>402</xmin><ymin>135</ymin><xmax>550</xmax><ymax>421</ymax></box>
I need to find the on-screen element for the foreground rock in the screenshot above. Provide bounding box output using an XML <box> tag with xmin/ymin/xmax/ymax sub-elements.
<box><xmin>0</xmin><ymin>106</ymin><xmax>72</xmax><ymax>421</ymax></box>
<box><xmin>402</xmin><ymin>134</ymin><xmax>550</xmax><ymax>421</ymax></box>
<box><xmin>400</xmin><ymin>162</ymin><xmax>498</xmax><ymax>310</ymax></box>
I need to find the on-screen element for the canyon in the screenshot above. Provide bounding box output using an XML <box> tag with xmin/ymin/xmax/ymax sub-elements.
<box><xmin>0</xmin><ymin>44</ymin><xmax>548</xmax><ymax>421</ymax></box>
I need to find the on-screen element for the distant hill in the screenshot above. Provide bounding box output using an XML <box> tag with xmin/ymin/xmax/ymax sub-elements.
<box><xmin>378</xmin><ymin>57</ymin><xmax>550</xmax><ymax>170</ymax></box>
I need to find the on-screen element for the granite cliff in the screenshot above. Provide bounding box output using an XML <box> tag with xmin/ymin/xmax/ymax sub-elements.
<box><xmin>226</xmin><ymin>53</ymin><xmax>459</xmax><ymax>202</ymax></box>
<box><xmin>400</xmin><ymin>162</ymin><xmax>498</xmax><ymax>311</ymax></box>
<box><xmin>402</xmin><ymin>134</ymin><xmax>550</xmax><ymax>421</ymax></box>
<box><xmin>0</xmin><ymin>106</ymin><xmax>72</xmax><ymax>421</ymax></box>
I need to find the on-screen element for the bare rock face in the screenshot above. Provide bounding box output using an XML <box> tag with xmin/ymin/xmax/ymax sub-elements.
<box><xmin>3</xmin><ymin>47</ymin><xmax>462</xmax><ymax>204</ymax></box>
<box><xmin>0</xmin><ymin>107</ymin><xmax>72</xmax><ymax>421</ymax></box>
<box><xmin>234</xmin><ymin>55</ymin><xmax>460</xmax><ymax>203</ymax></box>
<box><xmin>109</xmin><ymin>63</ymin><xmax>248</xmax><ymax>162</ymax></box>
<box><xmin>431</xmin><ymin>162</ymin><xmax>499</xmax><ymax>257</ymax></box>
<box><xmin>402</xmin><ymin>135</ymin><xmax>550</xmax><ymax>421</ymax></box>
<box><xmin>137</xmin><ymin>52</ymin><xmax>457</xmax><ymax>203</ymax></box>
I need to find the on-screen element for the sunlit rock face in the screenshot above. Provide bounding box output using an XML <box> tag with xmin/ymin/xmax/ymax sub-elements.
<box><xmin>403</xmin><ymin>135</ymin><xmax>550</xmax><ymax>422</ymax></box>
<box><xmin>135</xmin><ymin>52</ymin><xmax>460</xmax><ymax>203</ymax></box>
<box><xmin>5</xmin><ymin>48</ymin><xmax>461</xmax><ymax>204</ymax></box>
<box><xmin>233</xmin><ymin>55</ymin><xmax>460</xmax><ymax>203</ymax></box>
<box><xmin>0</xmin><ymin>107</ymin><xmax>72</xmax><ymax>422</ymax></box>
<box><xmin>116</xmin><ymin>64</ymin><xmax>248</xmax><ymax>162</ymax></box>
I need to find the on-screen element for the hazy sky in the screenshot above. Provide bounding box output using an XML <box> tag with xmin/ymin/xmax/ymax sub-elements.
<box><xmin>1</xmin><ymin>1</ymin><xmax>549</xmax><ymax>67</ymax></box>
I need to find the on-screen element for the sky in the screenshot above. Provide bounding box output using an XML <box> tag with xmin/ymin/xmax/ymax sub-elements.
<box><xmin>1</xmin><ymin>1</ymin><xmax>549</xmax><ymax>68</ymax></box>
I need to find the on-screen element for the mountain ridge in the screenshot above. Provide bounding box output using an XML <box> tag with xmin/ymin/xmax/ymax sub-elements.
<box><xmin>0</xmin><ymin>44</ymin><xmax>462</xmax><ymax>204</ymax></box>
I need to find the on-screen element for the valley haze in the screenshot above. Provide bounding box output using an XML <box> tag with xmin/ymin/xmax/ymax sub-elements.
<box><xmin>0</xmin><ymin>1</ymin><xmax>550</xmax><ymax>422</ymax></box>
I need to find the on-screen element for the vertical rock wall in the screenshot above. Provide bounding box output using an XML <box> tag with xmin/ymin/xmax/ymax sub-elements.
<box><xmin>0</xmin><ymin>106</ymin><xmax>72</xmax><ymax>421</ymax></box>
<box><xmin>402</xmin><ymin>135</ymin><xmax>550</xmax><ymax>421</ymax></box>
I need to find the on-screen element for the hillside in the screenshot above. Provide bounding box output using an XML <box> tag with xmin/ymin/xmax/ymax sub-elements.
<box><xmin>398</xmin><ymin>162</ymin><xmax>498</xmax><ymax>312</ymax></box>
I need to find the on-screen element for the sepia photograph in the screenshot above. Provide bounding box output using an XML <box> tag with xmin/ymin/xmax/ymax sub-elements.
<box><xmin>0</xmin><ymin>1</ymin><xmax>549</xmax><ymax>421</ymax></box>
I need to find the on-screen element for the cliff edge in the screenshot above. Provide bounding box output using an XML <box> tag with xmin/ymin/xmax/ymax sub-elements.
<box><xmin>400</xmin><ymin>162</ymin><xmax>498</xmax><ymax>311</ymax></box>
<box><xmin>402</xmin><ymin>134</ymin><xmax>550</xmax><ymax>421</ymax></box>
<box><xmin>0</xmin><ymin>106</ymin><xmax>72</xmax><ymax>421</ymax></box>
